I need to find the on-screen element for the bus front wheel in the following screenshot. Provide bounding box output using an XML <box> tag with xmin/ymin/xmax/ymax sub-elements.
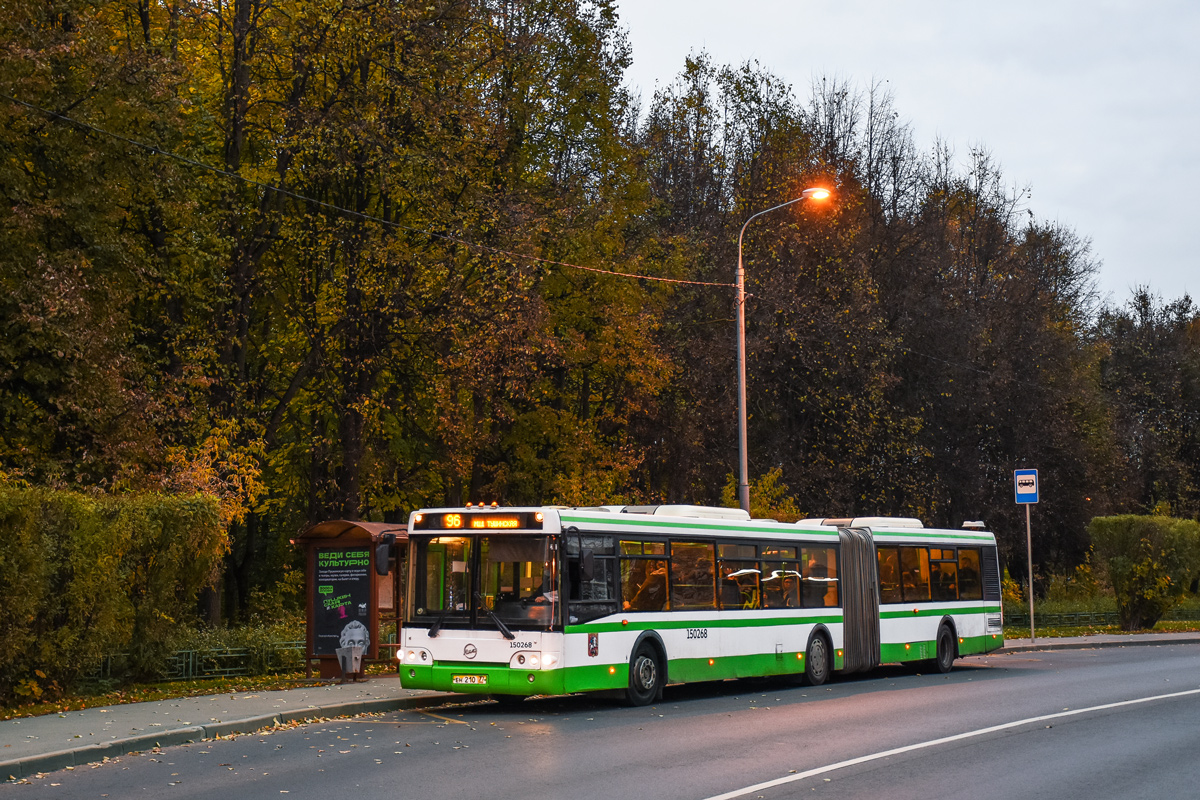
<box><xmin>804</xmin><ymin>634</ymin><xmax>830</xmax><ymax>686</ymax></box>
<box><xmin>626</xmin><ymin>643</ymin><xmax>663</xmax><ymax>706</ymax></box>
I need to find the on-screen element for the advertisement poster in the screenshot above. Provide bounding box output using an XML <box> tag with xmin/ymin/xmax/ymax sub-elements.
<box><xmin>314</xmin><ymin>548</ymin><xmax>372</xmax><ymax>656</ymax></box>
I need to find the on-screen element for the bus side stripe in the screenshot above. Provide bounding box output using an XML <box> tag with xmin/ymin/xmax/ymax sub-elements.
<box><xmin>567</xmin><ymin>614</ymin><xmax>843</xmax><ymax>634</ymax></box>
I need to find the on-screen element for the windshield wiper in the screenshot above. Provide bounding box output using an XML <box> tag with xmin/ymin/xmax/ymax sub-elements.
<box><xmin>428</xmin><ymin>609</ymin><xmax>448</xmax><ymax>638</ymax></box>
<box><xmin>475</xmin><ymin>591</ymin><xmax>516</xmax><ymax>640</ymax></box>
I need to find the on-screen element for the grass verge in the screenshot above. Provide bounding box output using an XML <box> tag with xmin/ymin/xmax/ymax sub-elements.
<box><xmin>1003</xmin><ymin>620</ymin><xmax>1200</xmax><ymax>639</ymax></box>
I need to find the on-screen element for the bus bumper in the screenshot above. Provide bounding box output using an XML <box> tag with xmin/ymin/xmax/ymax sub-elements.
<box><xmin>401</xmin><ymin>664</ymin><xmax>566</xmax><ymax>696</ymax></box>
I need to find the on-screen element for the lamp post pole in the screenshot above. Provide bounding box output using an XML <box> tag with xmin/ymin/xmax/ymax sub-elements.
<box><xmin>736</xmin><ymin>188</ymin><xmax>830</xmax><ymax>513</ymax></box>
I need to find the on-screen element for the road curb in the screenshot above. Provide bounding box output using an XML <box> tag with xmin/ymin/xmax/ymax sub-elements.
<box><xmin>2</xmin><ymin>693</ymin><xmax>458</xmax><ymax>781</ymax></box>
<box><xmin>999</xmin><ymin>636</ymin><xmax>1200</xmax><ymax>654</ymax></box>
<box><xmin>11</xmin><ymin>635</ymin><xmax>1200</xmax><ymax>781</ymax></box>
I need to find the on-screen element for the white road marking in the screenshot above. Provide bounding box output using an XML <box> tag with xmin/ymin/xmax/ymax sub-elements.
<box><xmin>702</xmin><ymin>686</ymin><xmax>1200</xmax><ymax>800</ymax></box>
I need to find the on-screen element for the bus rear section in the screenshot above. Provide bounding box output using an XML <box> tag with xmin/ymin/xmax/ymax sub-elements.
<box><xmin>837</xmin><ymin>519</ymin><xmax>1005</xmax><ymax>671</ymax></box>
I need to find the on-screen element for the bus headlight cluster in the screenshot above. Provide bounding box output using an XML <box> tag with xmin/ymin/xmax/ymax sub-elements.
<box><xmin>509</xmin><ymin>652</ymin><xmax>558</xmax><ymax>670</ymax></box>
<box><xmin>403</xmin><ymin>648</ymin><xmax>432</xmax><ymax>664</ymax></box>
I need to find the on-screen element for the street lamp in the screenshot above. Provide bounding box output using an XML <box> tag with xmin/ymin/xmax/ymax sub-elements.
<box><xmin>735</xmin><ymin>187</ymin><xmax>831</xmax><ymax>513</ymax></box>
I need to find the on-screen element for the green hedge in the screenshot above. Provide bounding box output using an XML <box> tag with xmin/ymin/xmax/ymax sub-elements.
<box><xmin>1089</xmin><ymin>515</ymin><xmax>1200</xmax><ymax>630</ymax></box>
<box><xmin>0</xmin><ymin>485</ymin><xmax>225</xmax><ymax>702</ymax></box>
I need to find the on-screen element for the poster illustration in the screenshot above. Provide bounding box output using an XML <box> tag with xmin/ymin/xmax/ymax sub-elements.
<box><xmin>314</xmin><ymin>548</ymin><xmax>372</xmax><ymax>656</ymax></box>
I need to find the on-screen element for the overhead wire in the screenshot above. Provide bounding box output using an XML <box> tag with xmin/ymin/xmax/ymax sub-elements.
<box><xmin>1</xmin><ymin>92</ymin><xmax>733</xmax><ymax>290</ymax></box>
<box><xmin>6</xmin><ymin>92</ymin><xmax>1046</xmax><ymax>387</ymax></box>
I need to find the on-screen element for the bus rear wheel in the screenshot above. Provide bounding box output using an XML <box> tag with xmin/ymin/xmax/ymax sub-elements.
<box><xmin>804</xmin><ymin>634</ymin><xmax>830</xmax><ymax>686</ymax></box>
<box><xmin>626</xmin><ymin>643</ymin><xmax>663</xmax><ymax>706</ymax></box>
<box><xmin>932</xmin><ymin>625</ymin><xmax>956</xmax><ymax>674</ymax></box>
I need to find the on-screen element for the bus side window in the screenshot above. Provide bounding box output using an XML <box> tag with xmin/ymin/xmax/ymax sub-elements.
<box><xmin>801</xmin><ymin>546</ymin><xmax>838</xmax><ymax>607</ymax></box>
<box><xmin>761</xmin><ymin>545</ymin><xmax>798</xmax><ymax>609</ymax></box>
<box><xmin>930</xmin><ymin>548</ymin><xmax>958</xmax><ymax>602</ymax></box>
<box><xmin>566</xmin><ymin>534</ymin><xmax>618</xmax><ymax>624</ymax></box>
<box><xmin>669</xmin><ymin>542</ymin><xmax>716</xmax><ymax>610</ymax></box>
<box><xmin>877</xmin><ymin>547</ymin><xmax>902</xmax><ymax>604</ymax></box>
<box><xmin>957</xmin><ymin>548</ymin><xmax>983</xmax><ymax>600</ymax></box>
<box><xmin>619</xmin><ymin>540</ymin><xmax>669</xmax><ymax>612</ymax></box>
<box><xmin>624</xmin><ymin>559</ymin><xmax>668</xmax><ymax>611</ymax></box>
<box><xmin>900</xmin><ymin>546</ymin><xmax>930</xmax><ymax>602</ymax></box>
<box><xmin>718</xmin><ymin>543</ymin><xmax>759</xmax><ymax>610</ymax></box>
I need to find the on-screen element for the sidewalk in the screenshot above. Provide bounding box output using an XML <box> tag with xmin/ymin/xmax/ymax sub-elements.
<box><xmin>2</xmin><ymin>675</ymin><xmax>455</xmax><ymax>781</ymax></box>
<box><xmin>6</xmin><ymin>631</ymin><xmax>1200</xmax><ymax>781</ymax></box>
<box><xmin>999</xmin><ymin>629</ymin><xmax>1200</xmax><ymax>653</ymax></box>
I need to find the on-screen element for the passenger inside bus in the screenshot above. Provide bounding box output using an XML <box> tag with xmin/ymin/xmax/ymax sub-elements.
<box><xmin>761</xmin><ymin>569</ymin><xmax>800</xmax><ymax>608</ymax></box>
<box><xmin>625</xmin><ymin>561</ymin><xmax>667</xmax><ymax>611</ymax></box>
<box><xmin>722</xmin><ymin>567</ymin><xmax>760</xmax><ymax>609</ymax></box>
<box><xmin>802</xmin><ymin>555</ymin><xmax>828</xmax><ymax>607</ymax></box>
<box><xmin>932</xmin><ymin>562</ymin><xmax>958</xmax><ymax>601</ymax></box>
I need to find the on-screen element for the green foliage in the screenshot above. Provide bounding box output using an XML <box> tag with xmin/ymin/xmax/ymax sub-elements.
<box><xmin>166</xmin><ymin>617</ymin><xmax>303</xmax><ymax>653</ymax></box>
<box><xmin>165</xmin><ymin>614</ymin><xmax>306</xmax><ymax>676</ymax></box>
<box><xmin>2</xmin><ymin>0</ymin><xmax>1199</xmax><ymax>625</ymax></box>
<box><xmin>1088</xmin><ymin>515</ymin><xmax>1200</xmax><ymax>630</ymax></box>
<box><xmin>720</xmin><ymin>468</ymin><xmax>803</xmax><ymax>522</ymax></box>
<box><xmin>1043</xmin><ymin>550</ymin><xmax>1106</xmax><ymax>602</ymax></box>
<box><xmin>0</xmin><ymin>485</ymin><xmax>225</xmax><ymax>702</ymax></box>
<box><xmin>1001</xmin><ymin>568</ymin><xmax>1025</xmax><ymax>607</ymax></box>
<box><xmin>1096</xmin><ymin>292</ymin><xmax>1200</xmax><ymax>519</ymax></box>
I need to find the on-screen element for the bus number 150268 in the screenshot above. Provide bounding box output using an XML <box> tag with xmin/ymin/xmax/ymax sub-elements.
<box><xmin>686</xmin><ymin>628</ymin><xmax>708</xmax><ymax>639</ymax></box>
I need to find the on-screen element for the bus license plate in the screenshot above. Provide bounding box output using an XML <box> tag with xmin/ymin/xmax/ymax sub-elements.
<box><xmin>452</xmin><ymin>674</ymin><xmax>488</xmax><ymax>685</ymax></box>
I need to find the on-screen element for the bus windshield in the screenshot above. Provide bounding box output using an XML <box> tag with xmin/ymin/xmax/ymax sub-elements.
<box><xmin>409</xmin><ymin>534</ymin><xmax>558</xmax><ymax>630</ymax></box>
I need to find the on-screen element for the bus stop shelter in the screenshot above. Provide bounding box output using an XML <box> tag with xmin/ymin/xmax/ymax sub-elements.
<box><xmin>295</xmin><ymin>520</ymin><xmax>407</xmax><ymax>678</ymax></box>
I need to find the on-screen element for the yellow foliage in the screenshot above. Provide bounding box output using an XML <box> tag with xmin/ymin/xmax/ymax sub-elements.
<box><xmin>163</xmin><ymin>420</ymin><xmax>265</xmax><ymax>527</ymax></box>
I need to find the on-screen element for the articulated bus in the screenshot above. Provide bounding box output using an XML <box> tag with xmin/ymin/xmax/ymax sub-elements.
<box><xmin>398</xmin><ymin>505</ymin><xmax>1004</xmax><ymax>705</ymax></box>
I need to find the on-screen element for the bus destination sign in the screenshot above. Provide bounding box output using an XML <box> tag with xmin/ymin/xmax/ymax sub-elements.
<box><xmin>412</xmin><ymin>510</ymin><xmax>544</xmax><ymax>531</ymax></box>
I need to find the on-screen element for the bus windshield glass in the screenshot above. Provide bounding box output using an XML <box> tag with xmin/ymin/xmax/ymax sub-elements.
<box><xmin>409</xmin><ymin>534</ymin><xmax>558</xmax><ymax>630</ymax></box>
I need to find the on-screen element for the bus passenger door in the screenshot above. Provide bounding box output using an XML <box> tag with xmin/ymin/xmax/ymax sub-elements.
<box><xmin>838</xmin><ymin>528</ymin><xmax>881</xmax><ymax>673</ymax></box>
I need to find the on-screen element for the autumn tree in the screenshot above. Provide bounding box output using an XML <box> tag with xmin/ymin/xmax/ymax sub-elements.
<box><xmin>0</xmin><ymin>0</ymin><xmax>223</xmax><ymax>491</ymax></box>
<box><xmin>1096</xmin><ymin>290</ymin><xmax>1200</xmax><ymax>519</ymax></box>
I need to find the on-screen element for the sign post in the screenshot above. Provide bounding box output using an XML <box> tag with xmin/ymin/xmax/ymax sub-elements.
<box><xmin>1014</xmin><ymin>469</ymin><xmax>1039</xmax><ymax>642</ymax></box>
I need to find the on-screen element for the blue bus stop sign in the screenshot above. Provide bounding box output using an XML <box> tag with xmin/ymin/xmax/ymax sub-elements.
<box><xmin>1014</xmin><ymin>469</ymin><xmax>1039</xmax><ymax>504</ymax></box>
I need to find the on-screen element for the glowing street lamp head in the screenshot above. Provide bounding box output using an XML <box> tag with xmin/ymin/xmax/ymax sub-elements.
<box><xmin>802</xmin><ymin>187</ymin><xmax>831</xmax><ymax>201</ymax></box>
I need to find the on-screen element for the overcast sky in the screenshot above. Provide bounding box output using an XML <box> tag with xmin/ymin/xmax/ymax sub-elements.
<box><xmin>616</xmin><ymin>0</ymin><xmax>1198</xmax><ymax>306</ymax></box>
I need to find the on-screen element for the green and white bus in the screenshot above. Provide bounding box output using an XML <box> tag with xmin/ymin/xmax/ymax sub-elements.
<box><xmin>398</xmin><ymin>504</ymin><xmax>1004</xmax><ymax>705</ymax></box>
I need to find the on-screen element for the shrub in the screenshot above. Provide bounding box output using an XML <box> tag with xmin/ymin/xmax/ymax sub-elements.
<box><xmin>0</xmin><ymin>485</ymin><xmax>225</xmax><ymax>702</ymax></box>
<box><xmin>166</xmin><ymin>615</ymin><xmax>306</xmax><ymax>676</ymax></box>
<box><xmin>1044</xmin><ymin>551</ymin><xmax>1106</xmax><ymax>603</ymax></box>
<box><xmin>1001</xmin><ymin>568</ymin><xmax>1025</xmax><ymax>607</ymax></box>
<box><xmin>1088</xmin><ymin>515</ymin><xmax>1200</xmax><ymax>630</ymax></box>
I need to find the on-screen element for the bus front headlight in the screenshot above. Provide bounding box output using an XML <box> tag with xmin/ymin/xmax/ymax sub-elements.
<box><xmin>404</xmin><ymin>648</ymin><xmax>432</xmax><ymax>664</ymax></box>
<box><xmin>512</xmin><ymin>652</ymin><xmax>539</xmax><ymax>668</ymax></box>
<box><xmin>509</xmin><ymin>651</ymin><xmax>558</xmax><ymax>669</ymax></box>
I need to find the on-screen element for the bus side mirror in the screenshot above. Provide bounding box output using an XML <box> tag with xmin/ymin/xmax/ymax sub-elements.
<box><xmin>580</xmin><ymin>550</ymin><xmax>594</xmax><ymax>582</ymax></box>
<box><xmin>375</xmin><ymin>533</ymin><xmax>396</xmax><ymax>576</ymax></box>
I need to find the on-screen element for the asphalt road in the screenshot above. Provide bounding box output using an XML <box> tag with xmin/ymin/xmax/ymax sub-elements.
<box><xmin>5</xmin><ymin>645</ymin><xmax>1199</xmax><ymax>799</ymax></box>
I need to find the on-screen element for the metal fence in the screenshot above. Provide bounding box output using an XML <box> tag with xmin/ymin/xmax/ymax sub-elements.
<box><xmin>1004</xmin><ymin>611</ymin><xmax>1118</xmax><ymax>628</ymax></box>
<box><xmin>85</xmin><ymin>641</ymin><xmax>306</xmax><ymax>684</ymax></box>
<box><xmin>1005</xmin><ymin>608</ymin><xmax>1200</xmax><ymax>628</ymax></box>
<box><xmin>164</xmin><ymin>642</ymin><xmax>306</xmax><ymax>680</ymax></box>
